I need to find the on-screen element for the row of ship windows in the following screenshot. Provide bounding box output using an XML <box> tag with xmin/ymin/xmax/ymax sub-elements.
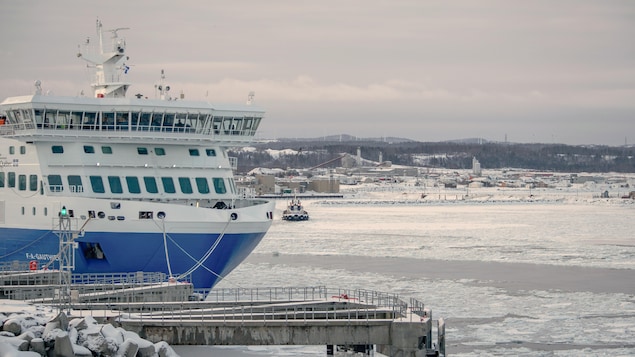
<box><xmin>53</xmin><ymin>145</ymin><xmax>217</xmax><ymax>157</ymax></box>
<box><xmin>0</xmin><ymin>172</ymin><xmax>39</xmax><ymax>191</ymax></box>
<box><xmin>5</xmin><ymin>145</ymin><xmax>218</xmax><ymax>157</ymax></box>
<box><xmin>6</xmin><ymin>146</ymin><xmax>27</xmax><ymax>155</ymax></box>
<box><xmin>6</xmin><ymin>108</ymin><xmax>262</xmax><ymax>136</ymax></box>
<box><xmin>17</xmin><ymin>207</ymin><xmax>164</xmax><ymax>222</ymax></box>
<box><xmin>0</xmin><ymin>172</ymin><xmax>233</xmax><ymax>195</ymax></box>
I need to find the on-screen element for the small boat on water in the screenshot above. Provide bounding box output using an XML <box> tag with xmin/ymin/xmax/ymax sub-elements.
<box><xmin>282</xmin><ymin>196</ymin><xmax>309</xmax><ymax>221</ymax></box>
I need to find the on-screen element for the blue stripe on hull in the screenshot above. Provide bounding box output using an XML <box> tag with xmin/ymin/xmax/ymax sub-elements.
<box><xmin>0</xmin><ymin>228</ymin><xmax>266</xmax><ymax>289</ymax></box>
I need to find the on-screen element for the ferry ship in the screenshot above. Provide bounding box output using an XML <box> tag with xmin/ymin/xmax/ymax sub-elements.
<box><xmin>0</xmin><ymin>21</ymin><xmax>274</xmax><ymax>290</ymax></box>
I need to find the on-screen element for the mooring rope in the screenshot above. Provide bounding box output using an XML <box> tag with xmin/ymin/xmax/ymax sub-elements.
<box><xmin>161</xmin><ymin>217</ymin><xmax>173</xmax><ymax>278</ymax></box>
<box><xmin>153</xmin><ymin>211</ymin><xmax>233</xmax><ymax>281</ymax></box>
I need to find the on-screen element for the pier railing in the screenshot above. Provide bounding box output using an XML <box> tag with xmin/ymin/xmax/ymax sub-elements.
<box><xmin>60</xmin><ymin>286</ymin><xmax>417</xmax><ymax>325</ymax></box>
<box><xmin>0</xmin><ymin>269</ymin><xmax>421</xmax><ymax>324</ymax></box>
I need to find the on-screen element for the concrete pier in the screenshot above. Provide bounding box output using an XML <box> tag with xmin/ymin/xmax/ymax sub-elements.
<box><xmin>0</xmin><ymin>272</ymin><xmax>444</xmax><ymax>356</ymax></box>
<box><xmin>124</xmin><ymin>318</ymin><xmax>433</xmax><ymax>356</ymax></box>
<box><xmin>113</xmin><ymin>288</ymin><xmax>443</xmax><ymax>356</ymax></box>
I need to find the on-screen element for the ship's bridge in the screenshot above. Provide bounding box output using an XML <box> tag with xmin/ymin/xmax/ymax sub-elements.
<box><xmin>0</xmin><ymin>95</ymin><xmax>264</xmax><ymax>145</ymax></box>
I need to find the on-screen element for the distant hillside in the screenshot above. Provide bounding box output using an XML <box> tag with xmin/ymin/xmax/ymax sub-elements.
<box><xmin>278</xmin><ymin>134</ymin><xmax>416</xmax><ymax>144</ymax></box>
<box><xmin>231</xmin><ymin>138</ymin><xmax>635</xmax><ymax>174</ymax></box>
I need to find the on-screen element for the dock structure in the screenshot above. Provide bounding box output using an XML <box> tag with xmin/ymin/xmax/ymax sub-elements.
<box><xmin>114</xmin><ymin>287</ymin><xmax>444</xmax><ymax>356</ymax></box>
<box><xmin>0</xmin><ymin>269</ymin><xmax>194</xmax><ymax>303</ymax></box>
<box><xmin>0</xmin><ymin>271</ymin><xmax>445</xmax><ymax>356</ymax></box>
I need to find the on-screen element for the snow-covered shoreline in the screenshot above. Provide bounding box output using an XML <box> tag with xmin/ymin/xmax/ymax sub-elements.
<box><xmin>0</xmin><ymin>300</ymin><xmax>178</xmax><ymax>357</ymax></box>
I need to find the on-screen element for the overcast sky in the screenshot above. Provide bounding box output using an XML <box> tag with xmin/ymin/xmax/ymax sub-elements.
<box><xmin>1</xmin><ymin>1</ymin><xmax>634</xmax><ymax>145</ymax></box>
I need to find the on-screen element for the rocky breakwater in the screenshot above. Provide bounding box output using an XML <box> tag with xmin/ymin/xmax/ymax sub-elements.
<box><xmin>0</xmin><ymin>301</ymin><xmax>179</xmax><ymax>357</ymax></box>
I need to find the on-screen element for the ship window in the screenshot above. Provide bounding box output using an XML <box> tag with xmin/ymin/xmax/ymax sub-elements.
<box><xmin>138</xmin><ymin>112</ymin><xmax>152</xmax><ymax>130</ymax></box>
<box><xmin>29</xmin><ymin>175</ymin><xmax>38</xmax><ymax>191</ymax></box>
<box><xmin>206</xmin><ymin>149</ymin><xmax>216</xmax><ymax>157</ymax></box>
<box><xmin>32</xmin><ymin>207</ymin><xmax>36</xmax><ymax>215</ymax></box>
<box><xmin>44</xmin><ymin>207</ymin><xmax>48</xmax><ymax>216</ymax></box>
<box><xmin>34</xmin><ymin>110</ymin><xmax>43</xmax><ymax>126</ymax></box>
<box><xmin>139</xmin><ymin>211</ymin><xmax>153</xmax><ymax>219</ymax></box>
<box><xmin>155</xmin><ymin>147</ymin><xmax>166</xmax><ymax>156</ymax></box>
<box><xmin>21</xmin><ymin>207</ymin><xmax>25</xmax><ymax>215</ymax></box>
<box><xmin>108</xmin><ymin>176</ymin><xmax>123</xmax><ymax>194</ymax></box>
<box><xmin>189</xmin><ymin>149</ymin><xmax>200</xmax><ymax>156</ymax></box>
<box><xmin>163</xmin><ymin>113</ymin><xmax>174</xmax><ymax>128</ymax></box>
<box><xmin>8</xmin><ymin>172</ymin><xmax>16</xmax><ymax>188</ymax></box>
<box><xmin>244</xmin><ymin>118</ymin><xmax>253</xmax><ymax>133</ymax></box>
<box><xmin>18</xmin><ymin>174</ymin><xmax>26</xmax><ymax>190</ymax></box>
<box><xmin>20</xmin><ymin>146</ymin><xmax>26</xmax><ymax>155</ymax></box>
<box><xmin>161</xmin><ymin>177</ymin><xmax>176</xmax><ymax>194</ymax></box>
<box><xmin>212</xmin><ymin>177</ymin><xmax>227</xmax><ymax>194</ymax></box>
<box><xmin>101</xmin><ymin>146</ymin><xmax>113</xmax><ymax>154</ymax></box>
<box><xmin>9</xmin><ymin>146</ymin><xmax>15</xmax><ymax>155</ymax></box>
<box><xmin>0</xmin><ymin>172</ymin><xmax>4</xmax><ymax>187</ymax></box>
<box><xmin>68</xmin><ymin>175</ymin><xmax>83</xmax><ymax>193</ymax></box>
<box><xmin>222</xmin><ymin>118</ymin><xmax>233</xmax><ymax>134</ymax></box>
<box><xmin>102</xmin><ymin>112</ymin><xmax>115</xmax><ymax>129</ymax></box>
<box><xmin>90</xmin><ymin>176</ymin><xmax>105</xmax><ymax>193</ymax></box>
<box><xmin>83</xmin><ymin>112</ymin><xmax>97</xmax><ymax>129</ymax></box>
<box><xmin>137</xmin><ymin>147</ymin><xmax>148</xmax><ymax>155</ymax></box>
<box><xmin>179</xmin><ymin>177</ymin><xmax>193</xmax><ymax>194</ymax></box>
<box><xmin>195</xmin><ymin>177</ymin><xmax>210</xmax><ymax>194</ymax></box>
<box><xmin>144</xmin><ymin>176</ymin><xmax>159</xmax><ymax>193</ymax></box>
<box><xmin>253</xmin><ymin>117</ymin><xmax>262</xmax><ymax>131</ymax></box>
<box><xmin>48</xmin><ymin>174</ymin><xmax>63</xmax><ymax>192</ymax></box>
<box><xmin>83</xmin><ymin>145</ymin><xmax>95</xmax><ymax>154</ymax></box>
<box><xmin>55</xmin><ymin>111</ymin><xmax>70</xmax><ymax>129</ymax></box>
<box><xmin>52</xmin><ymin>145</ymin><xmax>64</xmax><ymax>154</ymax></box>
<box><xmin>126</xmin><ymin>176</ymin><xmax>141</xmax><ymax>194</ymax></box>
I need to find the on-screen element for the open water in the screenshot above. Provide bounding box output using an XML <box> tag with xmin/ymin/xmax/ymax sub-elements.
<box><xmin>175</xmin><ymin>187</ymin><xmax>635</xmax><ymax>356</ymax></box>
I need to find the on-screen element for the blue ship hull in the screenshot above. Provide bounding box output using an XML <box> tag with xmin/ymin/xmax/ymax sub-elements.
<box><xmin>0</xmin><ymin>227</ymin><xmax>267</xmax><ymax>289</ymax></box>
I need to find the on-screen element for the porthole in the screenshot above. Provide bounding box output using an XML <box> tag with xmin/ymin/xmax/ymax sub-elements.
<box><xmin>157</xmin><ymin>211</ymin><xmax>166</xmax><ymax>219</ymax></box>
<box><xmin>230</xmin><ymin>212</ymin><xmax>238</xmax><ymax>220</ymax></box>
<box><xmin>98</xmin><ymin>211</ymin><xmax>105</xmax><ymax>219</ymax></box>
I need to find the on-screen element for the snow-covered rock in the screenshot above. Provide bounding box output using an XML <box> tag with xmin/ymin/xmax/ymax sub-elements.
<box><xmin>0</xmin><ymin>301</ymin><xmax>180</xmax><ymax>357</ymax></box>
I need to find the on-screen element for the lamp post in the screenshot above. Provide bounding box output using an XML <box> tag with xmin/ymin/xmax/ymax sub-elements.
<box><xmin>56</xmin><ymin>206</ymin><xmax>74</xmax><ymax>313</ymax></box>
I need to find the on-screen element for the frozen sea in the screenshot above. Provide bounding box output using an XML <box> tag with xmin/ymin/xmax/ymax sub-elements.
<box><xmin>175</xmin><ymin>183</ymin><xmax>635</xmax><ymax>356</ymax></box>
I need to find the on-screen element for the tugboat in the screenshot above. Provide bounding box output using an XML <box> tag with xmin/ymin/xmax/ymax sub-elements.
<box><xmin>282</xmin><ymin>196</ymin><xmax>309</xmax><ymax>221</ymax></box>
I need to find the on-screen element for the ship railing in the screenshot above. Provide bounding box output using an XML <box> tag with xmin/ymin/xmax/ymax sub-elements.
<box><xmin>0</xmin><ymin>124</ymin><xmax>17</xmax><ymax>135</ymax></box>
<box><xmin>49</xmin><ymin>184</ymin><xmax>64</xmax><ymax>193</ymax></box>
<box><xmin>237</xmin><ymin>187</ymin><xmax>256</xmax><ymax>199</ymax></box>
<box><xmin>69</xmin><ymin>185</ymin><xmax>84</xmax><ymax>193</ymax></box>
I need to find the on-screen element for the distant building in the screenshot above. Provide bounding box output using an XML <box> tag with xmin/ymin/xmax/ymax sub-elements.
<box><xmin>254</xmin><ymin>174</ymin><xmax>275</xmax><ymax>195</ymax></box>
<box><xmin>472</xmin><ymin>157</ymin><xmax>482</xmax><ymax>176</ymax></box>
<box><xmin>308</xmin><ymin>176</ymin><xmax>340</xmax><ymax>193</ymax></box>
<box><xmin>245</xmin><ymin>174</ymin><xmax>340</xmax><ymax>195</ymax></box>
